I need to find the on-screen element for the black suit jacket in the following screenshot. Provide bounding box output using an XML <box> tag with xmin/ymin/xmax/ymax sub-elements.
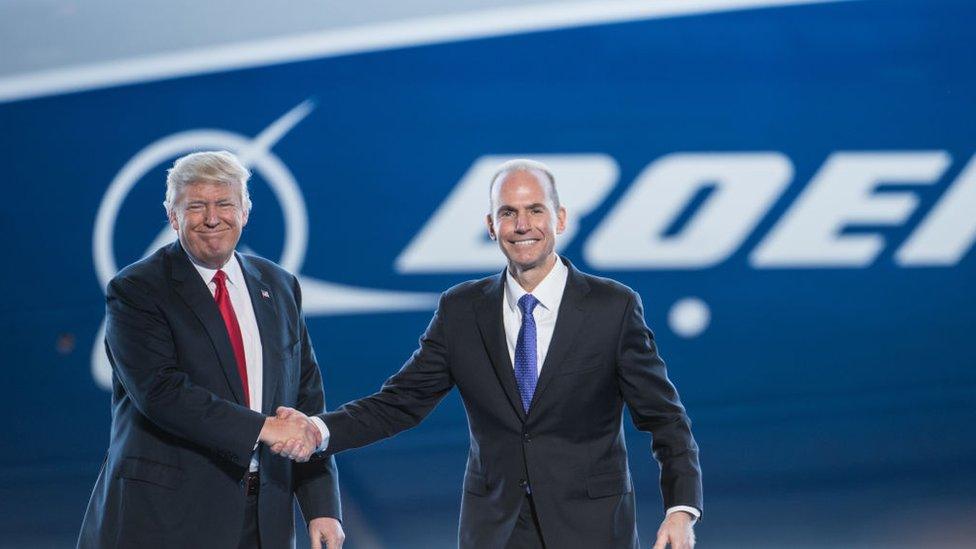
<box><xmin>78</xmin><ymin>242</ymin><xmax>341</xmax><ymax>549</ymax></box>
<box><xmin>321</xmin><ymin>259</ymin><xmax>701</xmax><ymax>548</ymax></box>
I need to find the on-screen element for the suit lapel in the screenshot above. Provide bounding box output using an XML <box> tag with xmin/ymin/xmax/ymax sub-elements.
<box><xmin>474</xmin><ymin>272</ymin><xmax>527</xmax><ymax>423</ymax></box>
<box><xmin>167</xmin><ymin>242</ymin><xmax>247</xmax><ymax>405</ymax></box>
<box><xmin>529</xmin><ymin>259</ymin><xmax>591</xmax><ymax>411</ymax></box>
<box><xmin>238</xmin><ymin>254</ymin><xmax>281</xmax><ymax>415</ymax></box>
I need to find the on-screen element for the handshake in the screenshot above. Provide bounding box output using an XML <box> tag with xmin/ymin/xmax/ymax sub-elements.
<box><xmin>258</xmin><ymin>406</ymin><xmax>323</xmax><ymax>462</ymax></box>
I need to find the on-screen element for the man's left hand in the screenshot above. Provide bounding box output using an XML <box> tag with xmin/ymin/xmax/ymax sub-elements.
<box><xmin>653</xmin><ymin>511</ymin><xmax>695</xmax><ymax>549</ymax></box>
<box><xmin>308</xmin><ymin>517</ymin><xmax>345</xmax><ymax>549</ymax></box>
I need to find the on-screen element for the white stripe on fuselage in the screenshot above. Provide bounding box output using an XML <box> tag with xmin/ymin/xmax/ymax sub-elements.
<box><xmin>0</xmin><ymin>0</ymin><xmax>851</xmax><ymax>104</ymax></box>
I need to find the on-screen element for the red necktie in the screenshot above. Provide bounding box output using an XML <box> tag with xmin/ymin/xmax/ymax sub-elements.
<box><xmin>213</xmin><ymin>269</ymin><xmax>250</xmax><ymax>406</ymax></box>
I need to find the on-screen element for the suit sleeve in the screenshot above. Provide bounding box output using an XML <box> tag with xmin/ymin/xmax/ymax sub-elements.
<box><xmin>317</xmin><ymin>295</ymin><xmax>455</xmax><ymax>455</ymax></box>
<box><xmin>105</xmin><ymin>275</ymin><xmax>266</xmax><ymax>468</ymax></box>
<box><xmin>616</xmin><ymin>291</ymin><xmax>703</xmax><ymax>514</ymax></box>
<box><xmin>289</xmin><ymin>276</ymin><xmax>343</xmax><ymax>523</ymax></box>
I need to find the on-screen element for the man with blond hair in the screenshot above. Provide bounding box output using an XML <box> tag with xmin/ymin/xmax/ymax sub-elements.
<box><xmin>79</xmin><ymin>151</ymin><xmax>344</xmax><ymax>548</ymax></box>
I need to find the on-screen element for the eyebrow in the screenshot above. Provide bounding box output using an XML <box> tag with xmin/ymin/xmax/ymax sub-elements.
<box><xmin>496</xmin><ymin>202</ymin><xmax>547</xmax><ymax>212</ymax></box>
<box><xmin>187</xmin><ymin>199</ymin><xmax>233</xmax><ymax>205</ymax></box>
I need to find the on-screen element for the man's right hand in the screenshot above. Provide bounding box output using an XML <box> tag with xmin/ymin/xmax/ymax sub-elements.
<box><xmin>259</xmin><ymin>407</ymin><xmax>322</xmax><ymax>462</ymax></box>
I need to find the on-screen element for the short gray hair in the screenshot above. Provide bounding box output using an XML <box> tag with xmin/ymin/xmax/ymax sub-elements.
<box><xmin>163</xmin><ymin>151</ymin><xmax>252</xmax><ymax>215</ymax></box>
<box><xmin>488</xmin><ymin>158</ymin><xmax>561</xmax><ymax>212</ymax></box>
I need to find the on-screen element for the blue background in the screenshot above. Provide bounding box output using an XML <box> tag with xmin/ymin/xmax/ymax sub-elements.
<box><xmin>1</xmin><ymin>1</ymin><xmax>974</xmax><ymax>547</ymax></box>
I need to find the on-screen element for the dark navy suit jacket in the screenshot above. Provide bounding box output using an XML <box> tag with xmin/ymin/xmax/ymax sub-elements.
<box><xmin>320</xmin><ymin>258</ymin><xmax>701</xmax><ymax>548</ymax></box>
<box><xmin>78</xmin><ymin>242</ymin><xmax>340</xmax><ymax>548</ymax></box>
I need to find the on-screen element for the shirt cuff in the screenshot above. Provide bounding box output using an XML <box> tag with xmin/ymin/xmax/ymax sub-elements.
<box><xmin>309</xmin><ymin>416</ymin><xmax>331</xmax><ymax>452</ymax></box>
<box><xmin>666</xmin><ymin>505</ymin><xmax>700</xmax><ymax>524</ymax></box>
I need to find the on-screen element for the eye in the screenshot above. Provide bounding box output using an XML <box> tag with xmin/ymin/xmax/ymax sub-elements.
<box><xmin>187</xmin><ymin>203</ymin><xmax>204</xmax><ymax>211</ymax></box>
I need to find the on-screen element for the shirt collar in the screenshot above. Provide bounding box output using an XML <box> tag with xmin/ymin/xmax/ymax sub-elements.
<box><xmin>504</xmin><ymin>255</ymin><xmax>568</xmax><ymax>313</ymax></box>
<box><xmin>190</xmin><ymin>252</ymin><xmax>245</xmax><ymax>288</ymax></box>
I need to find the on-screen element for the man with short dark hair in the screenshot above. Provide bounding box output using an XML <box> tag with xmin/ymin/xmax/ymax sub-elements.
<box><xmin>79</xmin><ymin>151</ymin><xmax>344</xmax><ymax>549</ymax></box>
<box><xmin>277</xmin><ymin>158</ymin><xmax>702</xmax><ymax>548</ymax></box>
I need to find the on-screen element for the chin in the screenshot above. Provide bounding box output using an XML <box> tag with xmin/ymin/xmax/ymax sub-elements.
<box><xmin>511</xmin><ymin>256</ymin><xmax>544</xmax><ymax>270</ymax></box>
<box><xmin>194</xmin><ymin>249</ymin><xmax>228</xmax><ymax>266</ymax></box>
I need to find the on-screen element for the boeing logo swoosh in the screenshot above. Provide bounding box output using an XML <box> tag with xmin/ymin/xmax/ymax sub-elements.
<box><xmin>90</xmin><ymin>100</ymin><xmax>439</xmax><ymax>389</ymax></box>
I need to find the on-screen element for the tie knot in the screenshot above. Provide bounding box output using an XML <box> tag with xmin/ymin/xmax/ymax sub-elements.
<box><xmin>212</xmin><ymin>269</ymin><xmax>227</xmax><ymax>286</ymax></box>
<box><xmin>518</xmin><ymin>293</ymin><xmax>539</xmax><ymax>315</ymax></box>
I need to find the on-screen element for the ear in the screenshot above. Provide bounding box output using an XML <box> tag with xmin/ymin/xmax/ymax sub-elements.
<box><xmin>241</xmin><ymin>207</ymin><xmax>249</xmax><ymax>227</ymax></box>
<box><xmin>485</xmin><ymin>214</ymin><xmax>496</xmax><ymax>240</ymax></box>
<box><xmin>168</xmin><ymin>209</ymin><xmax>179</xmax><ymax>231</ymax></box>
<box><xmin>555</xmin><ymin>206</ymin><xmax>567</xmax><ymax>234</ymax></box>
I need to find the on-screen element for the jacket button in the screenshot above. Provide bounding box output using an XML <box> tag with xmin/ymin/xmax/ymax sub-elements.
<box><xmin>518</xmin><ymin>479</ymin><xmax>528</xmax><ymax>488</ymax></box>
<box><xmin>522</xmin><ymin>432</ymin><xmax>531</xmax><ymax>443</ymax></box>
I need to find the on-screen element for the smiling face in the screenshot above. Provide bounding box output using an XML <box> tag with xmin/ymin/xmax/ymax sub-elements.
<box><xmin>168</xmin><ymin>180</ymin><xmax>248</xmax><ymax>269</ymax></box>
<box><xmin>486</xmin><ymin>169</ymin><xmax>566</xmax><ymax>276</ymax></box>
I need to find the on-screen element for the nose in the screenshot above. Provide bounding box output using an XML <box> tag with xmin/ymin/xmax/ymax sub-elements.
<box><xmin>204</xmin><ymin>205</ymin><xmax>220</xmax><ymax>227</ymax></box>
<box><xmin>515</xmin><ymin>212</ymin><xmax>529</xmax><ymax>233</ymax></box>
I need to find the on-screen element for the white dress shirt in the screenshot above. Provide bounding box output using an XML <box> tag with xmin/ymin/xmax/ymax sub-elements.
<box><xmin>190</xmin><ymin>254</ymin><xmax>264</xmax><ymax>472</ymax></box>
<box><xmin>503</xmin><ymin>256</ymin><xmax>568</xmax><ymax>371</ymax></box>
<box><xmin>503</xmin><ymin>256</ymin><xmax>699</xmax><ymax>523</ymax></box>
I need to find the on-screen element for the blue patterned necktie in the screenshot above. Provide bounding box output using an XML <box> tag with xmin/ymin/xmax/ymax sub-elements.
<box><xmin>514</xmin><ymin>294</ymin><xmax>540</xmax><ymax>413</ymax></box>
